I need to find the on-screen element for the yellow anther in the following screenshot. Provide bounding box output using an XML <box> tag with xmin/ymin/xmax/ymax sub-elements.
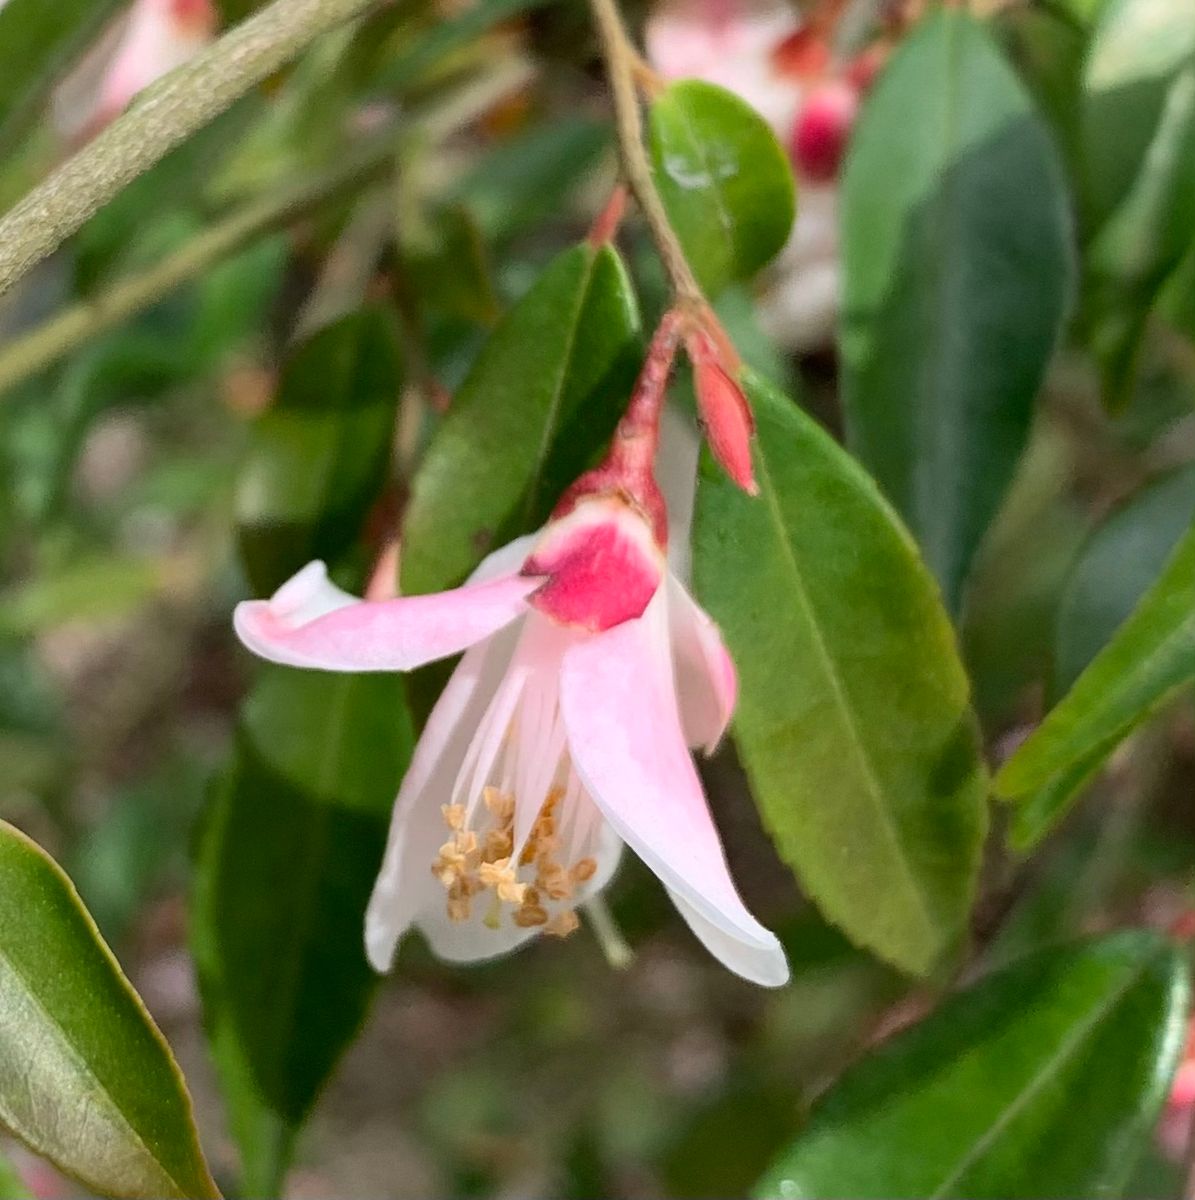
<box><xmin>441</xmin><ymin>803</ymin><xmax>466</xmax><ymax>830</ymax></box>
<box><xmin>482</xmin><ymin>828</ymin><xmax>513</xmax><ymax>863</ymax></box>
<box><xmin>514</xmin><ymin>904</ymin><xmax>549</xmax><ymax>928</ymax></box>
<box><xmin>537</xmin><ymin>863</ymin><xmax>573</xmax><ymax>902</ymax></box>
<box><xmin>478</xmin><ymin>857</ymin><xmax>527</xmax><ymax>904</ymax></box>
<box><xmin>544</xmin><ymin>910</ymin><xmax>580</xmax><ymax>938</ymax></box>
<box><xmin>571</xmin><ymin>857</ymin><xmax>598</xmax><ymax>884</ymax></box>
<box><xmin>483</xmin><ymin>787</ymin><xmax>515</xmax><ymax>825</ymax></box>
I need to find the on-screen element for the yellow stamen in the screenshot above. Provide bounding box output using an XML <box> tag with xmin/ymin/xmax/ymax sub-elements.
<box><xmin>544</xmin><ymin>910</ymin><xmax>580</xmax><ymax>938</ymax></box>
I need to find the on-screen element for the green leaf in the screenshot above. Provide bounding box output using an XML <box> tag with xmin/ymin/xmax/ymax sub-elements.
<box><xmin>235</xmin><ymin>309</ymin><xmax>402</xmax><ymax>596</ymax></box>
<box><xmin>1085</xmin><ymin>51</ymin><xmax>1195</xmax><ymax>404</ymax></box>
<box><xmin>0</xmin><ymin>0</ymin><xmax>123</xmax><ymax>156</ymax></box>
<box><xmin>692</xmin><ymin>373</ymin><xmax>988</xmax><ymax>977</ymax></box>
<box><xmin>997</xmin><ymin>518</ymin><xmax>1195</xmax><ymax>846</ymax></box>
<box><xmin>649</xmin><ymin>79</ymin><xmax>796</xmax><ymax>296</ymax></box>
<box><xmin>0</xmin><ymin>821</ymin><xmax>218</xmax><ymax>1200</ymax></box>
<box><xmin>453</xmin><ymin>118</ymin><xmax>610</xmax><ymax>245</ymax></box>
<box><xmin>757</xmin><ymin>931</ymin><xmax>1188</xmax><ymax>1200</ymax></box>
<box><xmin>840</xmin><ymin>10</ymin><xmax>1073</xmax><ymax>611</ymax></box>
<box><xmin>1055</xmin><ymin>465</ymin><xmax>1195</xmax><ymax>695</ymax></box>
<box><xmin>192</xmin><ymin>668</ymin><xmax>414</xmax><ymax>1196</ymax></box>
<box><xmin>1080</xmin><ymin>0</ymin><xmax>1195</xmax><ymax>230</ymax></box>
<box><xmin>401</xmin><ymin>241</ymin><xmax>641</xmax><ymax>595</ymax></box>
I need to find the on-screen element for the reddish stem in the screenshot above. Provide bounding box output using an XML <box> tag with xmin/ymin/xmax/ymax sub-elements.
<box><xmin>606</xmin><ymin>308</ymin><xmax>683</xmax><ymax>477</ymax></box>
<box><xmin>587</xmin><ymin>184</ymin><xmax>630</xmax><ymax>246</ymax></box>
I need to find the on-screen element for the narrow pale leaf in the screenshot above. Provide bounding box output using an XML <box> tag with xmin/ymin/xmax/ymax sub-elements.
<box><xmin>758</xmin><ymin>931</ymin><xmax>1188</xmax><ymax>1199</ymax></box>
<box><xmin>997</xmin><ymin>519</ymin><xmax>1195</xmax><ymax>845</ymax></box>
<box><xmin>693</xmin><ymin>374</ymin><xmax>988</xmax><ymax>976</ymax></box>
<box><xmin>841</xmin><ymin>9</ymin><xmax>1073</xmax><ymax>610</ymax></box>
<box><xmin>401</xmin><ymin>241</ymin><xmax>640</xmax><ymax>595</ymax></box>
<box><xmin>649</xmin><ymin>79</ymin><xmax>796</xmax><ymax>296</ymax></box>
<box><xmin>0</xmin><ymin>822</ymin><xmax>218</xmax><ymax>1200</ymax></box>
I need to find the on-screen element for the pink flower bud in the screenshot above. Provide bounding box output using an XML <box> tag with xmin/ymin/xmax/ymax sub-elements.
<box><xmin>790</xmin><ymin>78</ymin><xmax>859</xmax><ymax>183</ymax></box>
<box><xmin>688</xmin><ymin>329</ymin><xmax>756</xmax><ymax>495</ymax></box>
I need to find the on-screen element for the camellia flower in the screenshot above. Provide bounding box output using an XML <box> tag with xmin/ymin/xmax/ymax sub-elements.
<box><xmin>233</xmin><ymin>317</ymin><xmax>788</xmax><ymax>988</ymax></box>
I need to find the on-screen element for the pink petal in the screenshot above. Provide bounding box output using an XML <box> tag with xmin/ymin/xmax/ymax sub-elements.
<box><xmin>365</xmin><ymin>625</ymin><xmax>521</xmax><ymax>970</ymax></box>
<box><xmin>667</xmin><ymin>575</ymin><xmax>737</xmax><ymax>754</ymax></box>
<box><xmin>559</xmin><ymin>603</ymin><xmax>787</xmax><ymax>987</ymax></box>
<box><xmin>523</xmin><ymin>498</ymin><xmax>664</xmax><ymax>632</ymax></box>
<box><xmin>234</xmin><ymin>562</ymin><xmax>539</xmax><ymax>673</ymax></box>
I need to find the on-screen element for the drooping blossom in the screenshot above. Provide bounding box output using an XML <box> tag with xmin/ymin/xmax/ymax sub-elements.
<box><xmin>54</xmin><ymin>0</ymin><xmax>216</xmax><ymax>144</ymax></box>
<box><xmin>646</xmin><ymin>0</ymin><xmax>885</xmax><ymax>349</ymax></box>
<box><xmin>233</xmin><ymin>316</ymin><xmax>788</xmax><ymax>988</ymax></box>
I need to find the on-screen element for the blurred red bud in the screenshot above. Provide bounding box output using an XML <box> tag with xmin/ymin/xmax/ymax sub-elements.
<box><xmin>689</xmin><ymin>331</ymin><xmax>757</xmax><ymax>495</ymax></box>
<box><xmin>790</xmin><ymin>78</ymin><xmax>859</xmax><ymax>183</ymax></box>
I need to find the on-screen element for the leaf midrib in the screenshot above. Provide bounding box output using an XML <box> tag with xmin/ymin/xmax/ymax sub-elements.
<box><xmin>927</xmin><ymin>953</ymin><xmax>1161</xmax><ymax>1197</ymax></box>
<box><xmin>754</xmin><ymin>433</ymin><xmax>940</xmax><ymax>956</ymax></box>
<box><xmin>0</xmin><ymin>942</ymin><xmax>184</xmax><ymax>1198</ymax></box>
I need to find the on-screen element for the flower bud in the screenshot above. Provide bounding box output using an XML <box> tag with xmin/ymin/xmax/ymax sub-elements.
<box><xmin>687</xmin><ymin>328</ymin><xmax>757</xmax><ymax>495</ymax></box>
<box><xmin>790</xmin><ymin>78</ymin><xmax>859</xmax><ymax>183</ymax></box>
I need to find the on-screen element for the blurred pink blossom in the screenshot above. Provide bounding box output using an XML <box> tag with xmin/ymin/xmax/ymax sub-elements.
<box><xmin>55</xmin><ymin>0</ymin><xmax>216</xmax><ymax>144</ymax></box>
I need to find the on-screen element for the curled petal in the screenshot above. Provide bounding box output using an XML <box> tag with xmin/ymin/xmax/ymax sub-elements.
<box><xmin>559</xmin><ymin>604</ymin><xmax>787</xmax><ymax>987</ymax></box>
<box><xmin>235</xmin><ymin>562</ymin><xmax>539</xmax><ymax>673</ymax></box>
<box><xmin>667</xmin><ymin>576</ymin><xmax>737</xmax><ymax>754</ymax></box>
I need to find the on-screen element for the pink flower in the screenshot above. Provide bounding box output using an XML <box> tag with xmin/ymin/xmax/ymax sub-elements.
<box><xmin>234</xmin><ymin>494</ymin><xmax>788</xmax><ymax>987</ymax></box>
<box><xmin>55</xmin><ymin>0</ymin><xmax>216</xmax><ymax>143</ymax></box>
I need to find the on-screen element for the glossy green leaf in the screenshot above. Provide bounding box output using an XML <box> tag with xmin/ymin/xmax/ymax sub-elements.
<box><xmin>0</xmin><ymin>822</ymin><xmax>218</xmax><ymax>1200</ymax></box>
<box><xmin>235</xmin><ymin>309</ymin><xmax>402</xmax><ymax>596</ymax></box>
<box><xmin>997</xmin><ymin>519</ymin><xmax>1195</xmax><ymax>846</ymax></box>
<box><xmin>692</xmin><ymin>373</ymin><xmax>988</xmax><ymax>977</ymax></box>
<box><xmin>1080</xmin><ymin>0</ymin><xmax>1195</xmax><ymax>230</ymax></box>
<box><xmin>649</xmin><ymin>79</ymin><xmax>795</xmax><ymax>296</ymax></box>
<box><xmin>401</xmin><ymin>241</ymin><xmax>641</xmax><ymax>595</ymax></box>
<box><xmin>1055</xmin><ymin>465</ymin><xmax>1195</xmax><ymax>695</ymax></box>
<box><xmin>193</xmin><ymin>667</ymin><xmax>414</xmax><ymax>1196</ymax></box>
<box><xmin>840</xmin><ymin>10</ymin><xmax>1073</xmax><ymax>611</ymax></box>
<box><xmin>0</xmin><ymin>0</ymin><xmax>123</xmax><ymax>155</ymax></box>
<box><xmin>757</xmin><ymin>931</ymin><xmax>1188</xmax><ymax>1200</ymax></box>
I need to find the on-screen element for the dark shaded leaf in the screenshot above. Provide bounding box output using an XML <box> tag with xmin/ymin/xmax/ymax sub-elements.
<box><xmin>1055</xmin><ymin>464</ymin><xmax>1195</xmax><ymax>694</ymax></box>
<box><xmin>757</xmin><ymin>931</ymin><xmax>1188</xmax><ymax>1200</ymax></box>
<box><xmin>193</xmin><ymin>668</ymin><xmax>414</xmax><ymax>1195</ymax></box>
<box><xmin>840</xmin><ymin>9</ymin><xmax>1073</xmax><ymax>610</ymax></box>
<box><xmin>235</xmin><ymin>309</ymin><xmax>402</xmax><ymax>597</ymax></box>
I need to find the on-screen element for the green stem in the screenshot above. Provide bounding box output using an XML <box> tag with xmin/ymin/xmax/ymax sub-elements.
<box><xmin>0</xmin><ymin>0</ymin><xmax>381</xmax><ymax>298</ymax></box>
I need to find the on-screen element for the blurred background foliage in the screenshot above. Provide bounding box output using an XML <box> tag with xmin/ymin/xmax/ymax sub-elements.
<box><xmin>0</xmin><ymin>0</ymin><xmax>1192</xmax><ymax>1196</ymax></box>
